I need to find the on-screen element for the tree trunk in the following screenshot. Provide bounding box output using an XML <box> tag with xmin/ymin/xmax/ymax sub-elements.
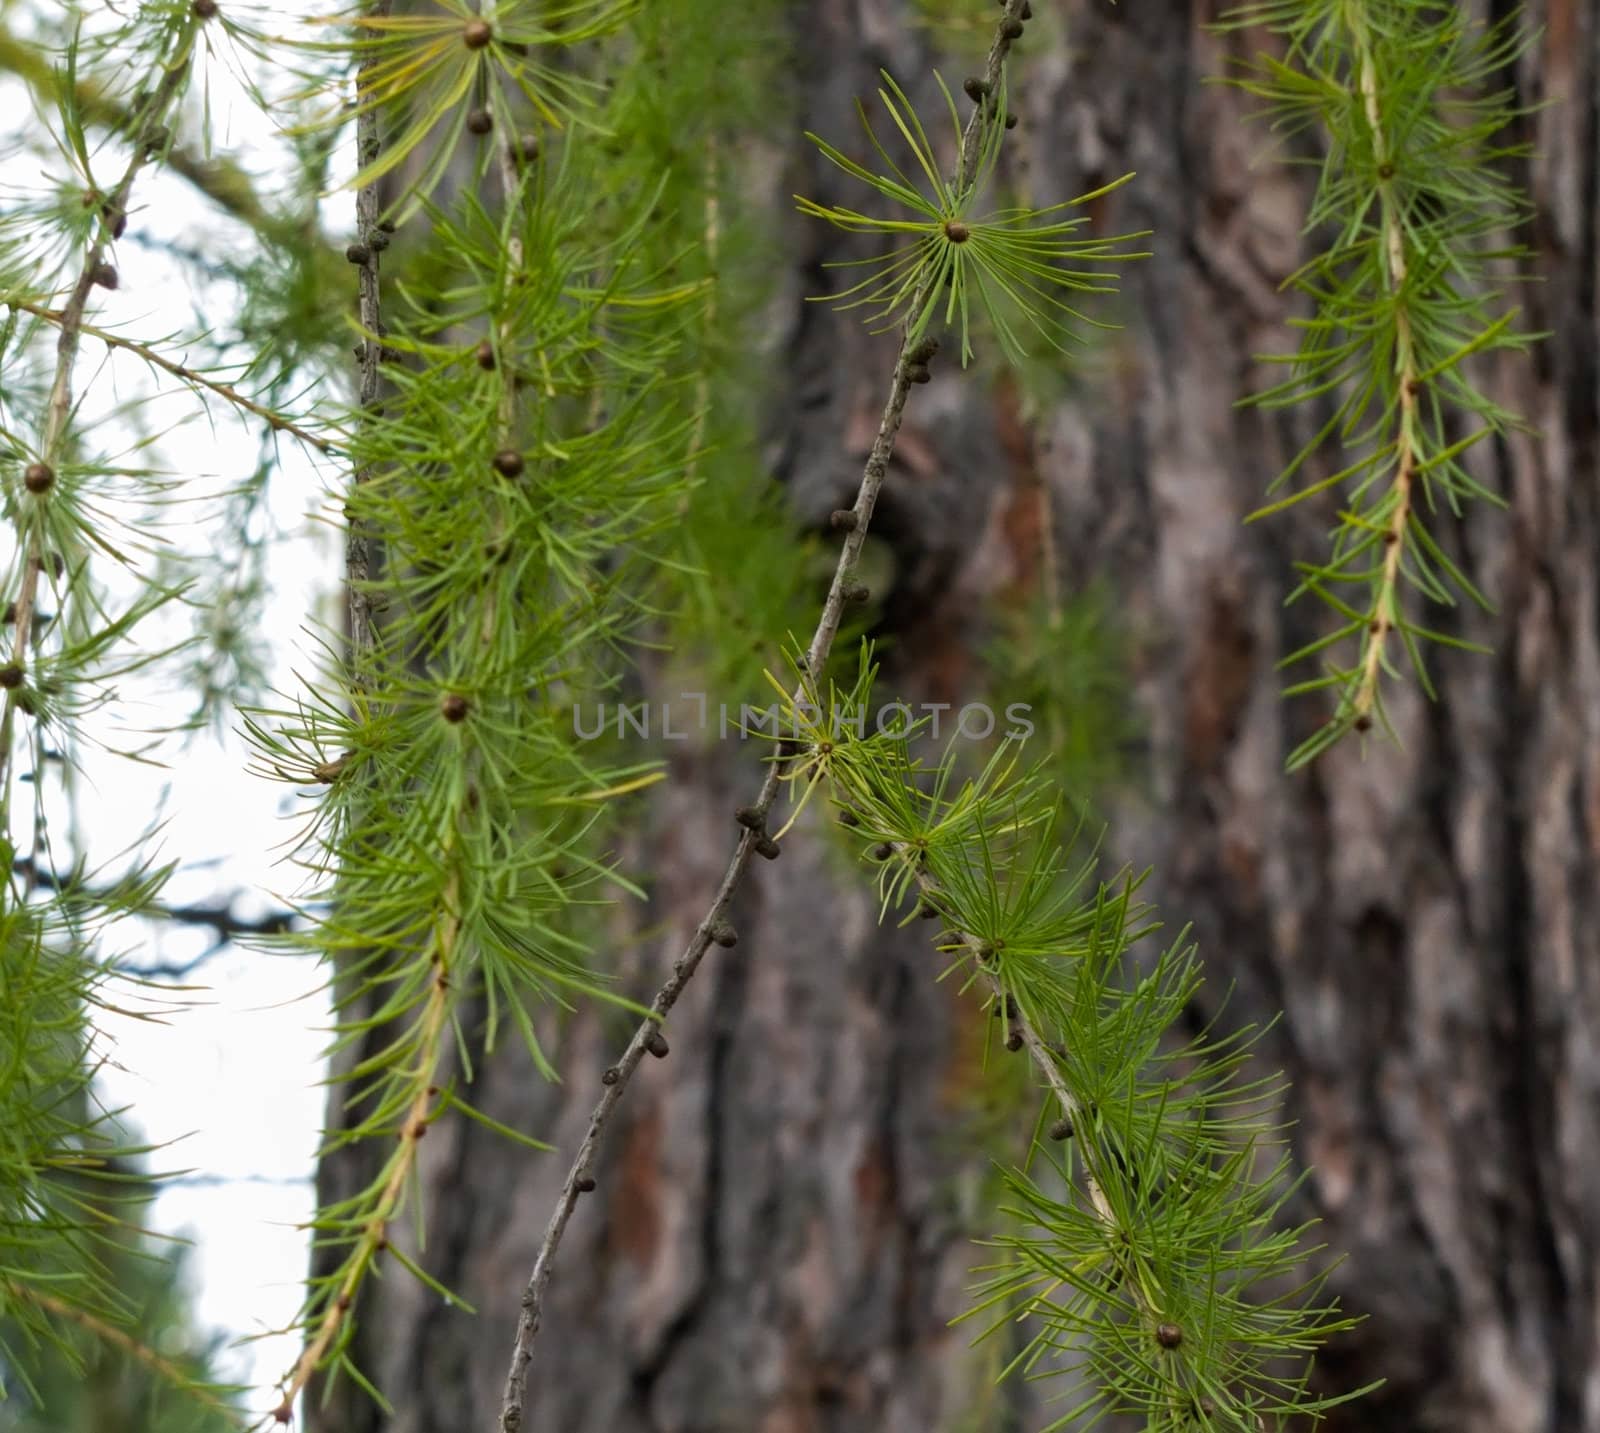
<box><xmin>310</xmin><ymin>2</ymin><xmax>1600</xmax><ymax>1430</ymax></box>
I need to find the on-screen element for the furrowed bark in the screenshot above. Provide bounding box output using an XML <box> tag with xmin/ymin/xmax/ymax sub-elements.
<box><xmin>319</xmin><ymin>3</ymin><xmax>1600</xmax><ymax>1430</ymax></box>
<box><xmin>494</xmin><ymin>6</ymin><xmax>1038</xmax><ymax>1429</ymax></box>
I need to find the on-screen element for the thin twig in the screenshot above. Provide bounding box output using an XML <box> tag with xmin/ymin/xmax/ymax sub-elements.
<box><xmin>1</xmin><ymin>297</ymin><xmax>337</xmax><ymax>454</ymax></box>
<box><xmin>1348</xmin><ymin>5</ymin><xmax>1417</xmax><ymax>728</ymax></box>
<box><xmin>908</xmin><ymin>867</ymin><xmax>1115</xmax><ymax>1225</ymax></box>
<box><xmin>271</xmin><ymin>874</ymin><xmax>456</xmax><ymax>1425</ymax></box>
<box><xmin>0</xmin><ymin>45</ymin><xmax>193</xmax><ymax>803</ymax></box>
<box><xmin>267</xmin><ymin>5</ymin><xmax>394</xmax><ymax>1420</ymax></box>
<box><xmin>6</xmin><ymin>1281</ymin><xmax>247</xmax><ymax>1430</ymax></box>
<box><xmin>281</xmin><ymin>39</ymin><xmax>536</xmax><ymax>1421</ymax></box>
<box><xmin>494</xmin><ymin>115</ymin><xmax>529</xmax><ymax>435</ymax></box>
<box><xmin>897</xmin><ymin>858</ymin><xmax>1167</xmax><ymax>1361</ymax></box>
<box><xmin>21</xmin><ymin>1286</ymin><xmax>243</xmax><ymax>1420</ymax></box>
<box><xmin>344</xmin><ymin>1</ymin><xmax>392</xmax><ymax>690</ymax></box>
<box><xmin>0</xmin><ymin>22</ymin><xmax>311</xmax><ymax>247</ymax></box>
<box><xmin>496</xmin><ymin>6</ymin><xmax>1034</xmax><ymax>1428</ymax></box>
<box><xmin>9</xmin><ymin>859</ymin><xmax>297</xmax><ymax>952</ymax></box>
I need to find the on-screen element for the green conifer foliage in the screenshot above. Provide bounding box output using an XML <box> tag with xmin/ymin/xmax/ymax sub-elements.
<box><xmin>0</xmin><ymin>0</ymin><xmax>1543</xmax><ymax>1427</ymax></box>
<box><xmin>0</xmin><ymin>4</ymin><xmax>229</xmax><ymax>1408</ymax></box>
<box><xmin>1219</xmin><ymin>1</ymin><xmax>1539</xmax><ymax>767</ymax></box>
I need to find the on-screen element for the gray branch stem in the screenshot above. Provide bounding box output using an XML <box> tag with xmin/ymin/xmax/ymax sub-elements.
<box><xmin>496</xmin><ymin>4</ymin><xmax>1033</xmax><ymax>1427</ymax></box>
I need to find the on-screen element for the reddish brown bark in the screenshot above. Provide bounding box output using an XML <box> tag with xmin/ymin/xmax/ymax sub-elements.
<box><xmin>311</xmin><ymin>3</ymin><xmax>1600</xmax><ymax>1430</ymax></box>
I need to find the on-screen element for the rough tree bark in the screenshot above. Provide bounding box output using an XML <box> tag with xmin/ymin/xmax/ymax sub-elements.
<box><xmin>309</xmin><ymin>2</ymin><xmax>1599</xmax><ymax>1430</ymax></box>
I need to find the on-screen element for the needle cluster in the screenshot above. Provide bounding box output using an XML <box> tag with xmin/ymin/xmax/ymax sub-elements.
<box><xmin>1220</xmin><ymin>1</ymin><xmax>1538</xmax><ymax>766</ymax></box>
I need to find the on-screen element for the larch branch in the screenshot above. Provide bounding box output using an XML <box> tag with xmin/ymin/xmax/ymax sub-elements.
<box><xmin>495</xmin><ymin>4</ymin><xmax>1036</xmax><ymax>1428</ymax></box>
